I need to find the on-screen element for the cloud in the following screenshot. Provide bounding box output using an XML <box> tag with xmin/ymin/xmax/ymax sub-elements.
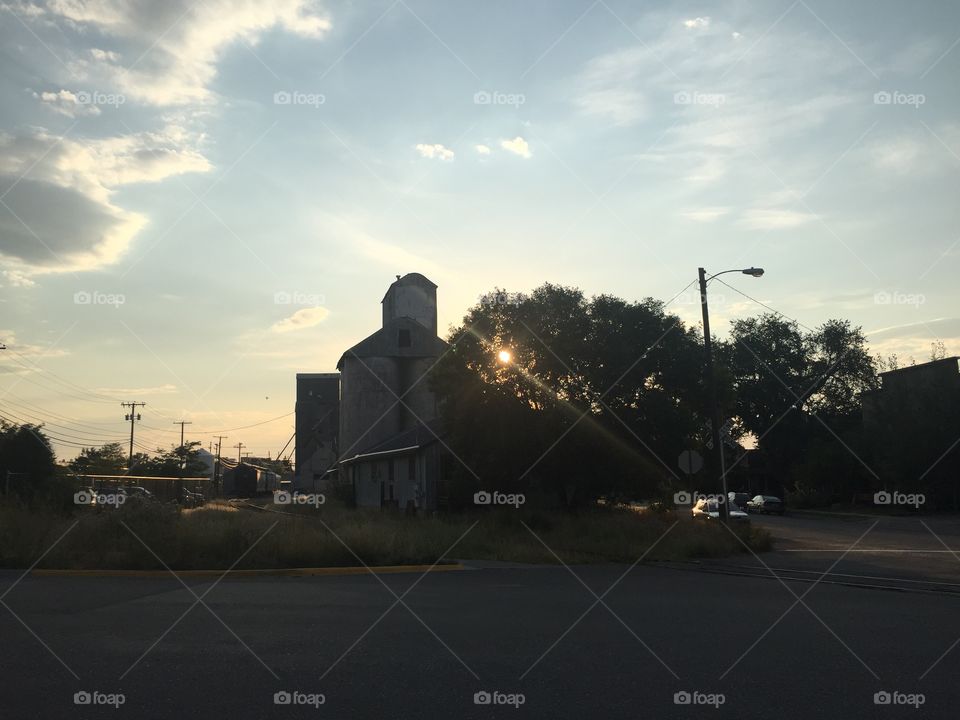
<box><xmin>738</xmin><ymin>208</ymin><xmax>816</xmax><ymax>230</ymax></box>
<box><xmin>500</xmin><ymin>136</ymin><xmax>531</xmax><ymax>159</ymax></box>
<box><xmin>683</xmin><ymin>17</ymin><xmax>710</xmax><ymax>29</ymax></box>
<box><xmin>475</xmin><ymin>144</ymin><xmax>491</xmax><ymax>155</ymax></box>
<box><xmin>271</xmin><ymin>306</ymin><xmax>330</xmax><ymax>333</ymax></box>
<box><xmin>415</xmin><ymin>143</ymin><xmax>454</xmax><ymax>161</ymax></box>
<box><xmin>0</xmin><ymin>126</ymin><xmax>211</xmax><ymax>276</ymax></box>
<box><xmin>39</xmin><ymin>0</ymin><xmax>332</xmax><ymax>106</ymax></box>
<box><xmin>680</xmin><ymin>207</ymin><xmax>729</xmax><ymax>222</ymax></box>
<box><xmin>33</xmin><ymin>89</ymin><xmax>102</xmax><ymax>118</ymax></box>
<box><xmin>868</xmin><ymin>318</ymin><xmax>960</xmax><ymax>341</ymax></box>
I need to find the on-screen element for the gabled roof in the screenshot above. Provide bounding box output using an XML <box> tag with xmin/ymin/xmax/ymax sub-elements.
<box><xmin>336</xmin><ymin>316</ymin><xmax>447</xmax><ymax>369</ymax></box>
<box><xmin>381</xmin><ymin>272</ymin><xmax>437</xmax><ymax>304</ymax></box>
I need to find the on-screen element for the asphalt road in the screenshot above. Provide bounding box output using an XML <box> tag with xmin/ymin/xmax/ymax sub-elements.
<box><xmin>2</xmin><ymin>537</ymin><xmax>958</xmax><ymax>720</ymax></box>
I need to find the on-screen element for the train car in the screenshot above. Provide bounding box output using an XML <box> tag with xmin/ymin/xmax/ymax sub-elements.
<box><xmin>222</xmin><ymin>462</ymin><xmax>280</xmax><ymax>497</ymax></box>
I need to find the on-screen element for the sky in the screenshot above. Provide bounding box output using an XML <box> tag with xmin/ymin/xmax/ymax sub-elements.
<box><xmin>0</xmin><ymin>0</ymin><xmax>958</xmax><ymax>461</ymax></box>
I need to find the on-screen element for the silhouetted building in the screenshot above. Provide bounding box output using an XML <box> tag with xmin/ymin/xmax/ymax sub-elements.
<box><xmin>295</xmin><ymin>373</ymin><xmax>340</xmax><ymax>490</ymax></box>
<box><xmin>337</xmin><ymin>273</ymin><xmax>447</xmax><ymax>509</ymax></box>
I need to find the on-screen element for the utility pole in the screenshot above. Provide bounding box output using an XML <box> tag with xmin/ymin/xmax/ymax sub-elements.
<box><xmin>233</xmin><ymin>442</ymin><xmax>244</xmax><ymax>462</ymax></box>
<box><xmin>698</xmin><ymin>268</ymin><xmax>728</xmax><ymax>522</ymax></box>
<box><xmin>121</xmin><ymin>402</ymin><xmax>146</xmax><ymax>469</ymax></box>
<box><xmin>173</xmin><ymin>421</ymin><xmax>192</xmax><ymax>502</ymax></box>
<box><xmin>214</xmin><ymin>435</ymin><xmax>228</xmax><ymax>496</ymax></box>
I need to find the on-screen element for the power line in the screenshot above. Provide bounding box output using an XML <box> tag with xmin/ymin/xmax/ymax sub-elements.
<box><xmin>712</xmin><ymin>277</ymin><xmax>816</xmax><ymax>333</ymax></box>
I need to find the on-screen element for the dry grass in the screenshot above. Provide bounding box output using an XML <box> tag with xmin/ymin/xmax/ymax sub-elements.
<box><xmin>0</xmin><ymin>499</ymin><xmax>771</xmax><ymax>571</ymax></box>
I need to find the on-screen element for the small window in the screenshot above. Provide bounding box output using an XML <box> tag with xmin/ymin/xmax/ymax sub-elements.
<box><xmin>398</xmin><ymin>329</ymin><xmax>411</xmax><ymax>347</ymax></box>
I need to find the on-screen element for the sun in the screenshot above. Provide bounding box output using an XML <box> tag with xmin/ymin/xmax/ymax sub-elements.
<box><xmin>497</xmin><ymin>349</ymin><xmax>512</xmax><ymax>364</ymax></box>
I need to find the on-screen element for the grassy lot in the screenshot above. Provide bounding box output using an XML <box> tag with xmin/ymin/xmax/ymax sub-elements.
<box><xmin>0</xmin><ymin>499</ymin><xmax>771</xmax><ymax>571</ymax></box>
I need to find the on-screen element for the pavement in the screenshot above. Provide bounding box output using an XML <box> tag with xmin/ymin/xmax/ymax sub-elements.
<box><xmin>1</xmin><ymin>513</ymin><xmax>958</xmax><ymax>719</ymax></box>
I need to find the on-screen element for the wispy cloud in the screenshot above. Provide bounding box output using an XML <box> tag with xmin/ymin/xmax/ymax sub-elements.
<box><xmin>271</xmin><ymin>307</ymin><xmax>330</xmax><ymax>333</ymax></box>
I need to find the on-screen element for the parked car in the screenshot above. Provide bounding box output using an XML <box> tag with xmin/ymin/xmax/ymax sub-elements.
<box><xmin>728</xmin><ymin>492</ymin><xmax>751</xmax><ymax>512</ymax></box>
<box><xmin>692</xmin><ymin>498</ymin><xmax>750</xmax><ymax>523</ymax></box>
<box><xmin>179</xmin><ymin>488</ymin><xmax>205</xmax><ymax>508</ymax></box>
<box><xmin>121</xmin><ymin>486</ymin><xmax>155</xmax><ymax>502</ymax></box>
<box><xmin>746</xmin><ymin>495</ymin><xmax>785</xmax><ymax>515</ymax></box>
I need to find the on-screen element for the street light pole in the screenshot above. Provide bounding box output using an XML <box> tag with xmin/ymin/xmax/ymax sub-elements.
<box><xmin>698</xmin><ymin>266</ymin><xmax>765</xmax><ymax>523</ymax></box>
<box><xmin>699</xmin><ymin>268</ymin><xmax>728</xmax><ymax>521</ymax></box>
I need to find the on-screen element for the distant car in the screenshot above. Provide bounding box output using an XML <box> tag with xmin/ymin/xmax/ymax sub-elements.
<box><xmin>121</xmin><ymin>486</ymin><xmax>155</xmax><ymax>501</ymax></box>
<box><xmin>692</xmin><ymin>498</ymin><xmax>750</xmax><ymax>523</ymax></box>
<box><xmin>728</xmin><ymin>492</ymin><xmax>751</xmax><ymax>512</ymax></box>
<box><xmin>179</xmin><ymin>488</ymin><xmax>205</xmax><ymax>508</ymax></box>
<box><xmin>746</xmin><ymin>495</ymin><xmax>785</xmax><ymax>515</ymax></box>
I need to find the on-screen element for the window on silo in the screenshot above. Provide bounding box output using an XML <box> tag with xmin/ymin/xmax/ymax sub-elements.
<box><xmin>398</xmin><ymin>328</ymin><xmax>411</xmax><ymax>347</ymax></box>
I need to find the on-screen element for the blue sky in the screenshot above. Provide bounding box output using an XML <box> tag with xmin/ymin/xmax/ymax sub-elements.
<box><xmin>0</xmin><ymin>0</ymin><xmax>958</xmax><ymax>459</ymax></box>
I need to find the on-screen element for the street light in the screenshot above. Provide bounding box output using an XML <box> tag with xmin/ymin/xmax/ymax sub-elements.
<box><xmin>698</xmin><ymin>266</ymin><xmax>765</xmax><ymax>522</ymax></box>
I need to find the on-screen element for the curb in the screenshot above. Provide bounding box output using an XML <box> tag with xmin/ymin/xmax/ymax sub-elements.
<box><xmin>30</xmin><ymin>563</ymin><xmax>465</xmax><ymax>579</ymax></box>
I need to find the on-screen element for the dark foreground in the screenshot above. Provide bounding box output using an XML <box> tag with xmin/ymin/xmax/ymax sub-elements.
<box><xmin>1</xmin><ymin>549</ymin><xmax>957</xmax><ymax>719</ymax></box>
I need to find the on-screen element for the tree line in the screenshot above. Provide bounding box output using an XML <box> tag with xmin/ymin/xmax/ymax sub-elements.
<box><xmin>430</xmin><ymin>283</ymin><xmax>958</xmax><ymax>511</ymax></box>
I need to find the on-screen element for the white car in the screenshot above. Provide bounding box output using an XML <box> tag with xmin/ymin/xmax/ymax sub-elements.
<box><xmin>692</xmin><ymin>498</ymin><xmax>750</xmax><ymax>523</ymax></box>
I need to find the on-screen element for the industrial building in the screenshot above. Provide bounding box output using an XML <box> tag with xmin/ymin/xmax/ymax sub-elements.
<box><xmin>293</xmin><ymin>273</ymin><xmax>448</xmax><ymax>509</ymax></box>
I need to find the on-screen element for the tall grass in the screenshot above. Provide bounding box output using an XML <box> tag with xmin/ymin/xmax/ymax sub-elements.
<box><xmin>0</xmin><ymin>499</ymin><xmax>770</xmax><ymax>570</ymax></box>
